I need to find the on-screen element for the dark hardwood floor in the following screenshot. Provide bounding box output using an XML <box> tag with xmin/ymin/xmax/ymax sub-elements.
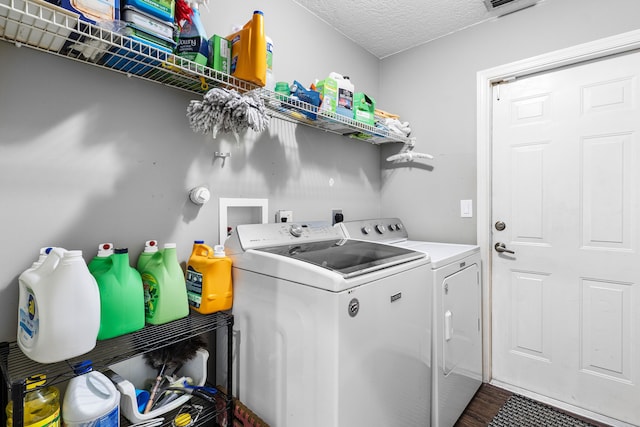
<box><xmin>455</xmin><ymin>384</ymin><xmax>512</xmax><ymax>427</ymax></box>
<box><xmin>454</xmin><ymin>383</ymin><xmax>613</xmax><ymax>427</ymax></box>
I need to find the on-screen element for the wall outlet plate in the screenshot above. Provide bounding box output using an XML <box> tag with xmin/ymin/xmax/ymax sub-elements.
<box><xmin>332</xmin><ymin>209</ymin><xmax>343</xmax><ymax>225</ymax></box>
<box><xmin>276</xmin><ymin>210</ymin><xmax>293</xmax><ymax>223</ymax></box>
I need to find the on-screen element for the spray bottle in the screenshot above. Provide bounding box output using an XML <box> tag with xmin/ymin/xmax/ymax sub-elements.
<box><xmin>176</xmin><ymin>0</ymin><xmax>210</xmax><ymax>66</ymax></box>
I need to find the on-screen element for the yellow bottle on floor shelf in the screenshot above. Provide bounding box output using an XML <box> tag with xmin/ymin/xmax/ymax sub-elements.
<box><xmin>5</xmin><ymin>386</ymin><xmax>60</xmax><ymax>427</ymax></box>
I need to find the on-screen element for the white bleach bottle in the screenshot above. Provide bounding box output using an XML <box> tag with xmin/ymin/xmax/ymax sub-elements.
<box><xmin>17</xmin><ymin>247</ymin><xmax>101</xmax><ymax>363</ymax></box>
<box><xmin>63</xmin><ymin>361</ymin><xmax>120</xmax><ymax>427</ymax></box>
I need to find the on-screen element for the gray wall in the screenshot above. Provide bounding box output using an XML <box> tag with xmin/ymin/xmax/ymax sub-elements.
<box><xmin>0</xmin><ymin>2</ymin><xmax>380</xmax><ymax>341</ymax></box>
<box><xmin>3</xmin><ymin>0</ymin><xmax>640</xmax><ymax>343</ymax></box>
<box><xmin>379</xmin><ymin>0</ymin><xmax>640</xmax><ymax>244</ymax></box>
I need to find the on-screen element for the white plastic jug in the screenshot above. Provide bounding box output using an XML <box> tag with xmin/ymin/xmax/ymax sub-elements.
<box><xmin>17</xmin><ymin>248</ymin><xmax>101</xmax><ymax>363</ymax></box>
<box><xmin>329</xmin><ymin>72</ymin><xmax>354</xmax><ymax>118</ymax></box>
<box><xmin>63</xmin><ymin>362</ymin><xmax>120</xmax><ymax>427</ymax></box>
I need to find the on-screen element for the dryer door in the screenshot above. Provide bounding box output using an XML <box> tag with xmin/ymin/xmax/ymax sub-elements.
<box><xmin>442</xmin><ymin>263</ymin><xmax>481</xmax><ymax>375</ymax></box>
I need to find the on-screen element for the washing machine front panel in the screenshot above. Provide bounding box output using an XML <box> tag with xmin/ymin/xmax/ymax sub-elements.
<box><xmin>337</xmin><ymin>262</ymin><xmax>432</xmax><ymax>426</ymax></box>
<box><xmin>226</xmin><ymin>222</ymin><xmax>433</xmax><ymax>427</ymax></box>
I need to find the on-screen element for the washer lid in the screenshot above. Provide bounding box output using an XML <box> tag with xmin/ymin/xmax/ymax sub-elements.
<box><xmin>255</xmin><ymin>238</ymin><xmax>426</xmax><ymax>278</ymax></box>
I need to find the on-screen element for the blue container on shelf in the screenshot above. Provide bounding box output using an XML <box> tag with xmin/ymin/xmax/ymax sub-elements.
<box><xmin>289</xmin><ymin>80</ymin><xmax>321</xmax><ymax>120</ymax></box>
<box><xmin>122</xmin><ymin>0</ymin><xmax>174</xmax><ymax>23</ymax></box>
<box><xmin>99</xmin><ymin>33</ymin><xmax>173</xmax><ymax>76</ymax></box>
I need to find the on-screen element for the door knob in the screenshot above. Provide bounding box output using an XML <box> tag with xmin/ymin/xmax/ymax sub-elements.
<box><xmin>494</xmin><ymin>242</ymin><xmax>515</xmax><ymax>254</ymax></box>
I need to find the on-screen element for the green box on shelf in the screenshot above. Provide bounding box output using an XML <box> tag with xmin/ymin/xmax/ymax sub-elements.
<box><xmin>353</xmin><ymin>92</ymin><xmax>375</xmax><ymax>126</ymax></box>
<box><xmin>208</xmin><ymin>34</ymin><xmax>231</xmax><ymax>74</ymax></box>
<box><xmin>316</xmin><ymin>76</ymin><xmax>338</xmax><ymax>113</ymax></box>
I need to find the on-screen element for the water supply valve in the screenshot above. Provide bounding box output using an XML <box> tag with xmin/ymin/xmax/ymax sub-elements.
<box><xmin>189</xmin><ymin>186</ymin><xmax>211</xmax><ymax>205</ymax></box>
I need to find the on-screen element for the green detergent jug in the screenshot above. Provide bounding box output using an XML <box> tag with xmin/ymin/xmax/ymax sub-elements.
<box><xmin>91</xmin><ymin>248</ymin><xmax>145</xmax><ymax>340</ymax></box>
<box><xmin>136</xmin><ymin>240</ymin><xmax>158</xmax><ymax>271</ymax></box>
<box><xmin>139</xmin><ymin>243</ymin><xmax>189</xmax><ymax>325</ymax></box>
<box><xmin>88</xmin><ymin>243</ymin><xmax>114</xmax><ymax>275</ymax></box>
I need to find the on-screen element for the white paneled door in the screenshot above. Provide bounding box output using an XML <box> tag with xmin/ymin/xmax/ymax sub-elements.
<box><xmin>491</xmin><ymin>51</ymin><xmax>640</xmax><ymax>425</ymax></box>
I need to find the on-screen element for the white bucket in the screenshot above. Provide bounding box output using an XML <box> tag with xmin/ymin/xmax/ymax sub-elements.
<box><xmin>17</xmin><ymin>247</ymin><xmax>101</xmax><ymax>363</ymax></box>
<box><xmin>63</xmin><ymin>365</ymin><xmax>120</xmax><ymax>427</ymax></box>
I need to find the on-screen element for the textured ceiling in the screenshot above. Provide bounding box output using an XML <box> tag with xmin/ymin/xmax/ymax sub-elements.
<box><xmin>292</xmin><ymin>0</ymin><xmax>540</xmax><ymax>59</ymax></box>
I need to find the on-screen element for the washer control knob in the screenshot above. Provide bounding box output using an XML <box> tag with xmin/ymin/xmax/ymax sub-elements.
<box><xmin>362</xmin><ymin>226</ymin><xmax>372</xmax><ymax>235</ymax></box>
<box><xmin>289</xmin><ymin>224</ymin><xmax>303</xmax><ymax>237</ymax></box>
<box><xmin>396</xmin><ymin>223</ymin><xmax>404</xmax><ymax>231</ymax></box>
<box><xmin>389</xmin><ymin>224</ymin><xmax>397</xmax><ymax>231</ymax></box>
<box><xmin>375</xmin><ymin>224</ymin><xmax>386</xmax><ymax>234</ymax></box>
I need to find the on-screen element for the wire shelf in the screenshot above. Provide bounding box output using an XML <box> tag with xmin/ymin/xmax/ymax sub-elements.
<box><xmin>0</xmin><ymin>0</ymin><xmax>412</xmax><ymax>145</ymax></box>
<box><xmin>1</xmin><ymin>311</ymin><xmax>232</xmax><ymax>390</ymax></box>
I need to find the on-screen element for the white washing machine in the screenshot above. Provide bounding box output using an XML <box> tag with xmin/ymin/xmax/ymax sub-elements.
<box><xmin>340</xmin><ymin>218</ymin><xmax>482</xmax><ymax>427</ymax></box>
<box><xmin>224</xmin><ymin>221</ymin><xmax>433</xmax><ymax>427</ymax></box>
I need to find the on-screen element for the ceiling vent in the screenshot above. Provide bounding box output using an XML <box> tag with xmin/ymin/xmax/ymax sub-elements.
<box><xmin>483</xmin><ymin>0</ymin><xmax>540</xmax><ymax>16</ymax></box>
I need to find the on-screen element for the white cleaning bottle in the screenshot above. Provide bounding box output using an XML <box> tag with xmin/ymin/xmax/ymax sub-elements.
<box><xmin>63</xmin><ymin>361</ymin><xmax>120</xmax><ymax>427</ymax></box>
<box><xmin>17</xmin><ymin>248</ymin><xmax>101</xmax><ymax>363</ymax></box>
<box><xmin>266</xmin><ymin>35</ymin><xmax>274</xmax><ymax>90</ymax></box>
<box><xmin>329</xmin><ymin>72</ymin><xmax>354</xmax><ymax>118</ymax></box>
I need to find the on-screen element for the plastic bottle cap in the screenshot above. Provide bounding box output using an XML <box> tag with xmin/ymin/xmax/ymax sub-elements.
<box><xmin>253</xmin><ymin>10</ymin><xmax>263</xmax><ymax>15</ymax></box>
<box><xmin>72</xmin><ymin>360</ymin><xmax>93</xmax><ymax>375</ymax></box>
<box><xmin>213</xmin><ymin>245</ymin><xmax>226</xmax><ymax>257</ymax></box>
<box><xmin>164</xmin><ymin>243</ymin><xmax>177</xmax><ymax>249</ymax></box>
<box><xmin>194</xmin><ymin>240</ymin><xmax>205</xmax><ymax>244</ymax></box>
<box><xmin>144</xmin><ymin>240</ymin><xmax>159</xmax><ymax>253</ymax></box>
<box><xmin>114</xmin><ymin>248</ymin><xmax>128</xmax><ymax>254</ymax></box>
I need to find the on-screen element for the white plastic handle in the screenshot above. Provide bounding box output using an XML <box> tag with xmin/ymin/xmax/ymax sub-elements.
<box><xmin>444</xmin><ymin>310</ymin><xmax>453</xmax><ymax>341</ymax></box>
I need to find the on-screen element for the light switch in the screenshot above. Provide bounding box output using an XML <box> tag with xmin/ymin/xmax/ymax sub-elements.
<box><xmin>460</xmin><ymin>200</ymin><xmax>473</xmax><ymax>218</ymax></box>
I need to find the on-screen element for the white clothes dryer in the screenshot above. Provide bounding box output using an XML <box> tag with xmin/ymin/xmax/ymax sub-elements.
<box><xmin>340</xmin><ymin>218</ymin><xmax>482</xmax><ymax>427</ymax></box>
<box><xmin>224</xmin><ymin>221</ymin><xmax>433</xmax><ymax>427</ymax></box>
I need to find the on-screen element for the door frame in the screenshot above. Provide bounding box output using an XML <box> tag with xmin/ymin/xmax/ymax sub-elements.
<box><xmin>476</xmin><ymin>29</ymin><xmax>640</xmax><ymax>384</ymax></box>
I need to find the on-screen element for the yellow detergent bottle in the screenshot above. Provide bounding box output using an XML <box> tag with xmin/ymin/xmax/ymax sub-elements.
<box><xmin>5</xmin><ymin>386</ymin><xmax>61</xmax><ymax>427</ymax></box>
<box><xmin>139</xmin><ymin>243</ymin><xmax>189</xmax><ymax>325</ymax></box>
<box><xmin>226</xmin><ymin>10</ymin><xmax>267</xmax><ymax>86</ymax></box>
<box><xmin>185</xmin><ymin>241</ymin><xmax>233</xmax><ymax>314</ymax></box>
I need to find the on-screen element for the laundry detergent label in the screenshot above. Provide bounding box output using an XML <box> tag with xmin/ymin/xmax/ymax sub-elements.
<box><xmin>141</xmin><ymin>272</ymin><xmax>159</xmax><ymax>318</ymax></box>
<box><xmin>338</xmin><ymin>88</ymin><xmax>353</xmax><ymax>110</ymax></box>
<box><xmin>19</xmin><ymin>291</ymin><xmax>39</xmax><ymax>346</ymax></box>
<box><xmin>185</xmin><ymin>266</ymin><xmax>203</xmax><ymax>308</ymax></box>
